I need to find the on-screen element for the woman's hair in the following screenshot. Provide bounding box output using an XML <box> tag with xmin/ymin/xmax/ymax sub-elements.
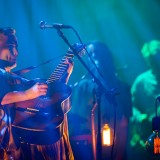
<box><xmin>86</xmin><ymin>41</ymin><xmax>116</xmax><ymax>79</ymax></box>
<box><xmin>0</xmin><ymin>27</ymin><xmax>18</xmax><ymax>47</ymax></box>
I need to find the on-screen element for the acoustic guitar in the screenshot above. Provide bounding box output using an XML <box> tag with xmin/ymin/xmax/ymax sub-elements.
<box><xmin>11</xmin><ymin>43</ymin><xmax>85</xmax><ymax>145</ymax></box>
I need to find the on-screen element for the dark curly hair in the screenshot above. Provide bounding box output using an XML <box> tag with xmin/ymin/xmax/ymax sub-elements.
<box><xmin>0</xmin><ymin>27</ymin><xmax>18</xmax><ymax>47</ymax></box>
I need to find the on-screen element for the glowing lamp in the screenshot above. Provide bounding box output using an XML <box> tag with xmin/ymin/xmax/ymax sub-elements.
<box><xmin>146</xmin><ymin>117</ymin><xmax>160</xmax><ymax>157</ymax></box>
<box><xmin>102</xmin><ymin>124</ymin><xmax>113</xmax><ymax>146</ymax></box>
<box><xmin>146</xmin><ymin>97</ymin><xmax>160</xmax><ymax>157</ymax></box>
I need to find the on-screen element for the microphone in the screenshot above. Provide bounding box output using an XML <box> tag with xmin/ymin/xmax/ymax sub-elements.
<box><xmin>39</xmin><ymin>21</ymin><xmax>72</xmax><ymax>30</ymax></box>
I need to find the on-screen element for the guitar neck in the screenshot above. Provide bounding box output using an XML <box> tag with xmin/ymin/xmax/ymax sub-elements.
<box><xmin>46</xmin><ymin>51</ymin><xmax>74</xmax><ymax>84</ymax></box>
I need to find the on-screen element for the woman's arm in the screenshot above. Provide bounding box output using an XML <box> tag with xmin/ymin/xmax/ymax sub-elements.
<box><xmin>1</xmin><ymin>82</ymin><xmax>48</xmax><ymax>105</ymax></box>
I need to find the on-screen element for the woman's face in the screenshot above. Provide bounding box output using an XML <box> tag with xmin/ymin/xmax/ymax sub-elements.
<box><xmin>0</xmin><ymin>45</ymin><xmax>18</xmax><ymax>69</ymax></box>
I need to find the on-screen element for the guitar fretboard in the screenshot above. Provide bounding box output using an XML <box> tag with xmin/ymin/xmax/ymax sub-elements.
<box><xmin>46</xmin><ymin>51</ymin><xmax>74</xmax><ymax>84</ymax></box>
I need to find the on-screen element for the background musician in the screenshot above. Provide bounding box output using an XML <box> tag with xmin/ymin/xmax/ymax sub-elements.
<box><xmin>69</xmin><ymin>41</ymin><xmax>132</xmax><ymax>160</ymax></box>
<box><xmin>129</xmin><ymin>40</ymin><xmax>160</xmax><ymax>160</ymax></box>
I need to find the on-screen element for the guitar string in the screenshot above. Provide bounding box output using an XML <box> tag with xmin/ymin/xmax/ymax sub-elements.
<box><xmin>34</xmin><ymin>62</ymin><xmax>69</xmax><ymax>111</ymax></box>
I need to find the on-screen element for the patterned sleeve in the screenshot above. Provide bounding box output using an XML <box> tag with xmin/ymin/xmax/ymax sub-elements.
<box><xmin>0</xmin><ymin>75</ymin><xmax>12</xmax><ymax>106</ymax></box>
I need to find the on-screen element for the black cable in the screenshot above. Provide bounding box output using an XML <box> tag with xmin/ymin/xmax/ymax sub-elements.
<box><xmin>156</xmin><ymin>96</ymin><xmax>160</xmax><ymax>117</ymax></box>
<box><xmin>110</xmin><ymin>103</ymin><xmax>117</xmax><ymax>160</ymax></box>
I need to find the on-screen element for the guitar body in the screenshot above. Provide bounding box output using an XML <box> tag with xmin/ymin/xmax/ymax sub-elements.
<box><xmin>12</xmin><ymin>80</ymin><xmax>72</xmax><ymax>145</ymax></box>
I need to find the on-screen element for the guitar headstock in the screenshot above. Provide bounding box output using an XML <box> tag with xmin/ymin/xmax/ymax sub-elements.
<box><xmin>67</xmin><ymin>43</ymin><xmax>86</xmax><ymax>57</ymax></box>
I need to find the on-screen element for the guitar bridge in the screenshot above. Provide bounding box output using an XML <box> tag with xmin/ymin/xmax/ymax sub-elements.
<box><xmin>16</xmin><ymin>107</ymin><xmax>49</xmax><ymax>115</ymax></box>
<box><xmin>26</xmin><ymin>107</ymin><xmax>39</xmax><ymax>112</ymax></box>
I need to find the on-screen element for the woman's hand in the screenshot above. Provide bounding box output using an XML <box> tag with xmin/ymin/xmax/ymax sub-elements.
<box><xmin>24</xmin><ymin>82</ymin><xmax>48</xmax><ymax>99</ymax></box>
<box><xmin>64</xmin><ymin>58</ymin><xmax>74</xmax><ymax>83</ymax></box>
<box><xmin>65</xmin><ymin>58</ymin><xmax>74</xmax><ymax>75</ymax></box>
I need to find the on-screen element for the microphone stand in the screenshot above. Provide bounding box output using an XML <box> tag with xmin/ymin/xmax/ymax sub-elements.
<box><xmin>56</xmin><ymin>29</ymin><xmax>117</xmax><ymax>160</ymax></box>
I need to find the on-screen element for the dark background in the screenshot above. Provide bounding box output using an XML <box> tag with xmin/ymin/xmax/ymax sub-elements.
<box><xmin>1</xmin><ymin>0</ymin><xmax>160</xmax><ymax>87</ymax></box>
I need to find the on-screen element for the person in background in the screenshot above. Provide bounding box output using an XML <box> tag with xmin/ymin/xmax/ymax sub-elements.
<box><xmin>0</xmin><ymin>27</ymin><xmax>74</xmax><ymax>160</ymax></box>
<box><xmin>69</xmin><ymin>41</ymin><xmax>132</xmax><ymax>160</ymax></box>
<box><xmin>130</xmin><ymin>40</ymin><xmax>160</xmax><ymax>160</ymax></box>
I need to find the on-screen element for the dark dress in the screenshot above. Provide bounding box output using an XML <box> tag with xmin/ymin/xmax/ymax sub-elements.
<box><xmin>69</xmin><ymin>74</ymin><xmax>132</xmax><ymax>160</ymax></box>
